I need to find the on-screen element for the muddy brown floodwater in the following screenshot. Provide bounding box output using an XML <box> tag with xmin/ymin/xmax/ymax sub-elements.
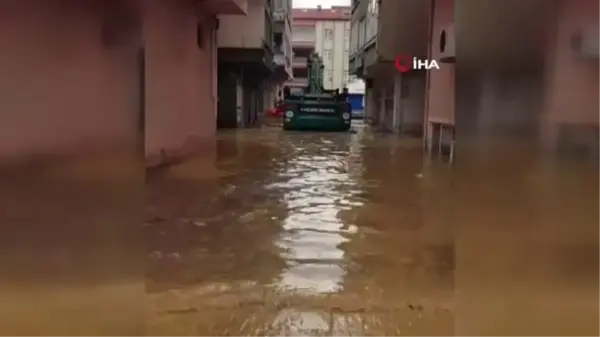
<box><xmin>146</xmin><ymin>122</ymin><xmax>598</xmax><ymax>336</ymax></box>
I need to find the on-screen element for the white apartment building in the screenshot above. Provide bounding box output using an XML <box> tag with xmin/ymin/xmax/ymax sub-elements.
<box><xmin>291</xmin><ymin>6</ymin><xmax>351</xmax><ymax>90</ymax></box>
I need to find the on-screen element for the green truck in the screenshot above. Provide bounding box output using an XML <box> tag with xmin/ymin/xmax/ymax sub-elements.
<box><xmin>282</xmin><ymin>53</ymin><xmax>351</xmax><ymax>132</ymax></box>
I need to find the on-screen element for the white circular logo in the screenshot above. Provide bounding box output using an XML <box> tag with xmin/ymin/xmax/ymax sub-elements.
<box><xmin>342</xmin><ymin>113</ymin><xmax>350</xmax><ymax>120</ymax></box>
<box><xmin>285</xmin><ymin>110</ymin><xmax>294</xmax><ymax>118</ymax></box>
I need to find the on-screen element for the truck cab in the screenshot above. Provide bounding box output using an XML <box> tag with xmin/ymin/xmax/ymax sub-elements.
<box><xmin>282</xmin><ymin>52</ymin><xmax>351</xmax><ymax>132</ymax></box>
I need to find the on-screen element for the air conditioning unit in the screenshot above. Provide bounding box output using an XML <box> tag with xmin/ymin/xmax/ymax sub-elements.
<box><xmin>438</xmin><ymin>24</ymin><xmax>455</xmax><ymax>63</ymax></box>
<box><xmin>571</xmin><ymin>25</ymin><xmax>599</xmax><ymax>58</ymax></box>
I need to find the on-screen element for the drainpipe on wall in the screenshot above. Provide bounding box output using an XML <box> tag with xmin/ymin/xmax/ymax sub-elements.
<box><xmin>195</xmin><ymin>8</ymin><xmax>219</xmax><ymax>118</ymax></box>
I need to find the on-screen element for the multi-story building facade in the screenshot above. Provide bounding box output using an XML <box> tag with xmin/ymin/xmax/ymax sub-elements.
<box><xmin>349</xmin><ymin>0</ymin><xmax>429</xmax><ymax>135</ymax></box>
<box><xmin>271</xmin><ymin>0</ymin><xmax>294</xmax><ymax>102</ymax></box>
<box><xmin>350</xmin><ymin>0</ymin><xmax>598</xmax><ymax>157</ymax></box>
<box><xmin>289</xmin><ymin>6</ymin><xmax>351</xmax><ymax>91</ymax></box>
<box><xmin>216</xmin><ymin>0</ymin><xmax>283</xmax><ymax>128</ymax></box>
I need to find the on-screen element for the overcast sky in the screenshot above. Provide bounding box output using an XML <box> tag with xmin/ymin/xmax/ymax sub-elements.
<box><xmin>293</xmin><ymin>0</ymin><xmax>350</xmax><ymax>8</ymax></box>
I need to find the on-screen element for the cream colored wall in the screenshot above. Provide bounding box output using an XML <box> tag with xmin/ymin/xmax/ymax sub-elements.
<box><xmin>292</xmin><ymin>25</ymin><xmax>316</xmax><ymax>43</ymax></box>
<box><xmin>315</xmin><ymin>20</ymin><xmax>350</xmax><ymax>90</ymax></box>
<box><xmin>218</xmin><ymin>1</ymin><xmax>265</xmax><ymax>48</ymax></box>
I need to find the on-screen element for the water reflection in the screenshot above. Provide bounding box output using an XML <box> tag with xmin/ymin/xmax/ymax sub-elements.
<box><xmin>270</xmin><ymin>134</ymin><xmax>363</xmax><ymax>294</ymax></box>
<box><xmin>145</xmin><ymin>124</ymin><xmax>596</xmax><ymax>336</ymax></box>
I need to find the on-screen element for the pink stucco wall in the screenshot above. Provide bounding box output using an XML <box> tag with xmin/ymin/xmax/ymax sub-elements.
<box><xmin>0</xmin><ymin>1</ymin><xmax>218</xmax><ymax>168</ymax></box>
<box><xmin>144</xmin><ymin>1</ymin><xmax>217</xmax><ymax>167</ymax></box>
<box><xmin>541</xmin><ymin>0</ymin><xmax>599</xmax><ymax>143</ymax></box>
<box><xmin>0</xmin><ymin>1</ymin><xmax>138</xmax><ymax>165</ymax></box>
<box><xmin>425</xmin><ymin>0</ymin><xmax>455</xmax><ymax>129</ymax></box>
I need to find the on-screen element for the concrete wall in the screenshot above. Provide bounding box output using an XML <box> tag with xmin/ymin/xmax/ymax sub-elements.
<box><xmin>425</xmin><ymin>0</ymin><xmax>455</xmax><ymax>139</ymax></box>
<box><xmin>376</xmin><ymin>0</ymin><xmax>429</xmax><ymax>61</ymax></box>
<box><xmin>292</xmin><ymin>25</ymin><xmax>317</xmax><ymax>43</ymax></box>
<box><xmin>144</xmin><ymin>0</ymin><xmax>217</xmax><ymax>167</ymax></box>
<box><xmin>541</xmin><ymin>0</ymin><xmax>599</xmax><ymax>149</ymax></box>
<box><xmin>0</xmin><ymin>0</ymin><xmax>218</xmax><ymax>168</ymax></box>
<box><xmin>399</xmin><ymin>74</ymin><xmax>427</xmax><ymax>134</ymax></box>
<box><xmin>0</xmin><ymin>1</ymin><xmax>139</xmax><ymax>164</ymax></box>
<box><xmin>218</xmin><ymin>2</ymin><xmax>265</xmax><ymax>48</ymax></box>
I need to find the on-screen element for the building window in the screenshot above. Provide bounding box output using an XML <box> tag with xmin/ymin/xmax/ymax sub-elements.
<box><xmin>366</xmin><ymin>0</ymin><xmax>379</xmax><ymax>42</ymax></box>
<box><xmin>350</xmin><ymin>22</ymin><xmax>358</xmax><ymax>54</ymax></box>
<box><xmin>358</xmin><ymin>17</ymin><xmax>365</xmax><ymax>49</ymax></box>
<box><xmin>324</xmin><ymin>28</ymin><xmax>334</xmax><ymax>40</ymax></box>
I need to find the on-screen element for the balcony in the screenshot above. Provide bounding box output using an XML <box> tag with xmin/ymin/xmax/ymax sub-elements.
<box><xmin>217</xmin><ymin>1</ymin><xmax>276</xmax><ymax>74</ymax></box>
<box><xmin>273</xmin><ymin>8</ymin><xmax>286</xmax><ymax>22</ymax></box>
<box><xmin>274</xmin><ymin>53</ymin><xmax>286</xmax><ymax>65</ymax></box>
<box><xmin>286</xmin><ymin>78</ymin><xmax>308</xmax><ymax>87</ymax></box>
<box><xmin>272</xmin><ymin>54</ymin><xmax>292</xmax><ymax>81</ymax></box>
<box><xmin>292</xmin><ymin>56</ymin><xmax>307</xmax><ymax>68</ymax></box>
<box><xmin>274</xmin><ymin>46</ymin><xmax>291</xmax><ymax>68</ymax></box>
<box><xmin>272</xmin><ymin>0</ymin><xmax>291</xmax><ymax>23</ymax></box>
<box><xmin>197</xmin><ymin>0</ymin><xmax>248</xmax><ymax>15</ymax></box>
<box><xmin>291</xmin><ymin>40</ymin><xmax>315</xmax><ymax>49</ymax></box>
<box><xmin>292</xmin><ymin>26</ymin><xmax>316</xmax><ymax>48</ymax></box>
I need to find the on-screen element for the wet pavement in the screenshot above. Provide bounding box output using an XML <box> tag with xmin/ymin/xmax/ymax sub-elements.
<box><xmin>145</xmin><ymin>122</ymin><xmax>598</xmax><ymax>336</ymax></box>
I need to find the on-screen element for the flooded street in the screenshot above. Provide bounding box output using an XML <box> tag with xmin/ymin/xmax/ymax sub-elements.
<box><xmin>146</xmin><ymin>123</ymin><xmax>598</xmax><ymax>336</ymax></box>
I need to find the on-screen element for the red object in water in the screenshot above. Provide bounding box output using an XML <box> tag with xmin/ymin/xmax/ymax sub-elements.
<box><xmin>266</xmin><ymin>107</ymin><xmax>283</xmax><ymax>117</ymax></box>
<box><xmin>274</xmin><ymin>106</ymin><xmax>284</xmax><ymax>117</ymax></box>
<box><xmin>267</xmin><ymin>100</ymin><xmax>285</xmax><ymax>117</ymax></box>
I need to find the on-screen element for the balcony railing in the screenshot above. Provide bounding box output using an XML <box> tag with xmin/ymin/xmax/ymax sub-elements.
<box><xmin>292</xmin><ymin>56</ymin><xmax>307</xmax><ymax>67</ymax></box>
<box><xmin>286</xmin><ymin>78</ymin><xmax>308</xmax><ymax>87</ymax></box>
<box><xmin>273</xmin><ymin>8</ymin><xmax>286</xmax><ymax>22</ymax></box>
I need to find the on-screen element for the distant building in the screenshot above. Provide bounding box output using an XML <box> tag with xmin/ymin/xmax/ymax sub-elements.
<box><xmin>289</xmin><ymin>6</ymin><xmax>351</xmax><ymax>91</ymax></box>
<box><xmin>217</xmin><ymin>0</ymin><xmax>292</xmax><ymax>128</ymax></box>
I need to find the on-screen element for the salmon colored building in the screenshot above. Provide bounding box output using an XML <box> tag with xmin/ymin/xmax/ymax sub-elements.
<box><xmin>0</xmin><ymin>0</ymin><xmax>247</xmax><ymax>168</ymax></box>
<box><xmin>349</xmin><ymin>0</ymin><xmax>599</xmax><ymax>158</ymax></box>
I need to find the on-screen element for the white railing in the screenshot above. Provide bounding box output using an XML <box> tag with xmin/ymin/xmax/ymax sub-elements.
<box><xmin>293</xmin><ymin>56</ymin><xmax>307</xmax><ymax>64</ymax></box>
<box><xmin>287</xmin><ymin>78</ymin><xmax>308</xmax><ymax>87</ymax></box>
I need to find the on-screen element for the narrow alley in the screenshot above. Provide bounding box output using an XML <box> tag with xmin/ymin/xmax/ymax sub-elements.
<box><xmin>146</xmin><ymin>123</ymin><xmax>598</xmax><ymax>336</ymax></box>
